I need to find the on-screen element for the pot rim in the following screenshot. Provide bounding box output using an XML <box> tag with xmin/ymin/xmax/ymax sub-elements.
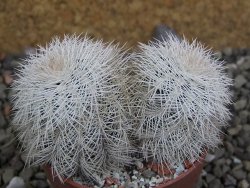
<box><xmin>45</xmin><ymin>152</ymin><xmax>206</xmax><ymax>188</ymax></box>
<box><xmin>155</xmin><ymin>152</ymin><xmax>206</xmax><ymax>188</ymax></box>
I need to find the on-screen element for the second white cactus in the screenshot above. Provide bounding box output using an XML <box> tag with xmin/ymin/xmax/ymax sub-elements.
<box><xmin>133</xmin><ymin>36</ymin><xmax>232</xmax><ymax>167</ymax></box>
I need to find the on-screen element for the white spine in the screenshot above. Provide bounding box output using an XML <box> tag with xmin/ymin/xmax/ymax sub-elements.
<box><xmin>12</xmin><ymin>35</ymin><xmax>132</xmax><ymax>182</ymax></box>
<box><xmin>133</xmin><ymin>36</ymin><xmax>232</xmax><ymax>166</ymax></box>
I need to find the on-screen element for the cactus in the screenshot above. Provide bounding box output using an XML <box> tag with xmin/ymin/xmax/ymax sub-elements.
<box><xmin>132</xmin><ymin>36</ymin><xmax>232</xmax><ymax>167</ymax></box>
<box><xmin>12</xmin><ymin>33</ymin><xmax>232</xmax><ymax>186</ymax></box>
<box><xmin>11</xmin><ymin>35</ymin><xmax>132</xmax><ymax>182</ymax></box>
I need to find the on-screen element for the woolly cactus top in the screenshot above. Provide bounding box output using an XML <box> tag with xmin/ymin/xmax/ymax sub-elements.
<box><xmin>11</xmin><ymin>34</ymin><xmax>232</xmax><ymax>186</ymax></box>
<box><xmin>12</xmin><ymin>36</ymin><xmax>132</xmax><ymax>183</ymax></box>
<box><xmin>133</xmin><ymin>36</ymin><xmax>232</xmax><ymax>166</ymax></box>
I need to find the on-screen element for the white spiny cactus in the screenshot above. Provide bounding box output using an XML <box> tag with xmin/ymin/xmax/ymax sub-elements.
<box><xmin>133</xmin><ymin>36</ymin><xmax>232</xmax><ymax>167</ymax></box>
<box><xmin>12</xmin><ymin>35</ymin><xmax>132</xmax><ymax>182</ymax></box>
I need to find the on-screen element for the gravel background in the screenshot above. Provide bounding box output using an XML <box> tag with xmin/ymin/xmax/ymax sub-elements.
<box><xmin>0</xmin><ymin>48</ymin><xmax>250</xmax><ymax>188</ymax></box>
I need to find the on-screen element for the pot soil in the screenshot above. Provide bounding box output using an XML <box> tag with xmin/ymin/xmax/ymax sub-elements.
<box><xmin>43</xmin><ymin>153</ymin><xmax>206</xmax><ymax>188</ymax></box>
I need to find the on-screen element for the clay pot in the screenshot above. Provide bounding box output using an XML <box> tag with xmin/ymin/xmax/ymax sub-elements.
<box><xmin>43</xmin><ymin>166</ymin><xmax>88</xmax><ymax>188</ymax></box>
<box><xmin>43</xmin><ymin>153</ymin><xmax>205</xmax><ymax>188</ymax></box>
<box><xmin>154</xmin><ymin>154</ymin><xmax>205</xmax><ymax>188</ymax></box>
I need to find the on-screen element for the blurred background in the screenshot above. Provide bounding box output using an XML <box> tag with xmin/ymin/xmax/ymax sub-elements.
<box><xmin>0</xmin><ymin>0</ymin><xmax>250</xmax><ymax>53</ymax></box>
<box><xmin>0</xmin><ymin>0</ymin><xmax>250</xmax><ymax>188</ymax></box>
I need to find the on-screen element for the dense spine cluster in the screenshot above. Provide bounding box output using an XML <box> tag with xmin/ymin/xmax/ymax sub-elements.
<box><xmin>12</xmin><ymin>34</ymin><xmax>232</xmax><ymax>184</ymax></box>
<box><xmin>12</xmin><ymin>36</ymin><xmax>132</xmax><ymax>182</ymax></box>
<box><xmin>132</xmin><ymin>36</ymin><xmax>232</xmax><ymax>167</ymax></box>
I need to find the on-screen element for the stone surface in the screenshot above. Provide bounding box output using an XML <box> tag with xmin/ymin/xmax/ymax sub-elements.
<box><xmin>243</xmin><ymin>161</ymin><xmax>250</xmax><ymax>172</ymax></box>
<box><xmin>141</xmin><ymin>169</ymin><xmax>156</xmax><ymax>179</ymax></box>
<box><xmin>214</xmin><ymin>149</ymin><xmax>225</xmax><ymax>160</ymax></box>
<box><xmin>6</xmin><ymin>177</ymin><xmax>25</xmax><ymax>188</ymax></box>
<box><xmin>231</xmin><ymin>169</ymin><xmax>247</xmax><ymax>180</ymax></box>
<box><xmin>0</xmin><ymin>83</ymin><xmax>7</xmax><ymax>99</ymax></box>
<box><xmin>238</xmin><ymin>179</ymin><xmax>249</xmax><ymax>188</ymax></box>
<box><xmin>239</xmin><ymin>111</ymin><xmax>249</xmax><ymax>124</ymax></box>
<box><xmin>238</xmin><ymin>56</ymin><xmax>250</xmax><ymax>70</ymax></box>
<box><xmin>213</xmin><ymin>165</ymin><xmax>223</xmax><ymax>178</ymax></box>
<box><xmin>225</xmin><ymin>141</ymin><xmax>235</xmax><ymax>154</ymax></box>
<box><xmin>30</xmin><ymin>180</ymin><xmax>49</xmax><ymax>188</ymax></box>
<box><xmin>2</xmin><ymin>169</ymin><xmax>15</xmax><ymax>184</ymax></box>
<box><xmin>0</xmin><ymin>112</ymin><xmax>6</xmax><ymax>128</ymax></box>
<box><xmin>135</xmin><ymin>161</ymin><xmax>144</xmax><ymax>170</ymax></box>
<box><xmin>224</xmin><ymin>174</ymin><xmax>237</xmax><ymax>186</ymax></box>
<box><xmin>19</xmin><ymin>168</ymin><xmax>33</xmax><ymax>181</ymax></box>
<box><xmin>222</xmin><ymin>165</ymin><xmax>230</xmax><ymax>174</ymax></box>
<box><xmin>1</xmin><ymin>44</ymin><xmax>250</xmax><ymax>187</ymax></box>
<box><xmin>234</xmin><ymin>75</ymin><xmax>247</xmax><ymax>88</ymax></box>
<box><xmin>124</xmin><ymin>182</ymin><xmax>138</xmax><ymax>188</ymax></box>
<box><xmin>233</xmin><ymin>157</ymin><xmax>242</xmax><ymax>164</ymax></box>
<box><xmin>208</xmin><ymin>178</ymin><xmax>223</xmax><ymax>188</ymax></box>
<box><xmin>234</xmin><ymin>99</ymin><xmax>247</xmax><ymax>111</ymax></box>
<box><xmin>1</xmin><ymin>144</ymin><xmax>15</xmax><ymax>159</ymax></box>
<box><xmin>205</xmin><ymin>154</ymin><xmax>215</xmax><ymax>162</ymax></box>
<box><xmin>205</xmin><ymin>173</ymin><xmax>215</xmax><ymax>183</ymax></box>
<box><xmin>0</xmin><ymin>130</ymin><xmax>9</xmax><ymax>144</ymax></box>
<box><xmin>233</xmin><ymin>164</ymin><xmax>244</xmax><ymax>171</ymax></box>
<box><xmin>10</xmin><ymin>156</ymin><xmax>24</xmax><ymax>172</ymax></box>
<box><xmin>34</xmin><ymin>172</ymin><xmax>46</xmax><ymax>180</ymax></box>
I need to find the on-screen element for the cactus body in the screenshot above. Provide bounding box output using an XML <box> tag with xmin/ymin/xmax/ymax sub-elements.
<box><xmin>133</xmin><ymin>36</ymin><xmax>232</xmax><ymax>166</ymax></box>
<box><xmin>12</xmin><ymin>35</ymin><xmax>132</xmax><ymax>181</ymax></box>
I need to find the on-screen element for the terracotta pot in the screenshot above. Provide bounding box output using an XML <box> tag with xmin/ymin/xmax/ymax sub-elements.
<box><xmin>155</xmin><ymin>154</ymin><xmax>205</xmax><ymax>188</ymax></box>
<box><xmin>43</xmin><ymin>153</ymin><xmax>205</xmax><ymax>188</ymax></box>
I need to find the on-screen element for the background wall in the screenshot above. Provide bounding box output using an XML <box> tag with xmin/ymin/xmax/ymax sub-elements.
<box><xmin>0</xmin><ymin>0</ymin><xmax>250</xmax><ymax>53</ymax></box>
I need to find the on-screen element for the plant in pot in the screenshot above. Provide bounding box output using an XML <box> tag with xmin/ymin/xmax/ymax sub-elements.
<box><xmin>11</xmin><ymin>35</ymin><xmax>134</xmax><ymax>187</ymax></box>
<box><xmin>130</xmin><ymin>29</ymin><xmax>232</xmax><ymax>187</ymax></box>
<box><xmin>11</xmin><ymin>32</ymin><xmax>231</xmax><ymax>188</ymax></box>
